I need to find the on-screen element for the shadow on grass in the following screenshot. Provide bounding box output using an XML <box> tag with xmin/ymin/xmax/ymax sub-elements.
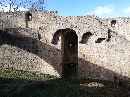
<box><xmin>0</xmin><ymin>76</ymin><xmax>130</xmax><ymax>97</ymax></box>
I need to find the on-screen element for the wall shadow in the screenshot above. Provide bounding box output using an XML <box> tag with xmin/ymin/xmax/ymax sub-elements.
<box><xmin>0</xmin><ymin>29</ymin><xmax>62</xmax><ymax>76</ymax></box>
<box><xmin>0</xmin><ymin>29</ymin><xmax>127</xmax><ymax>80</ymax></box>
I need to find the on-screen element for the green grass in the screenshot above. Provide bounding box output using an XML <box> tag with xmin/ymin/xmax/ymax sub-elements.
<box><xmin>0</xmin><ymin>67</ymin><xmax>56</xmax><ymax>81</ymax></box>
<box><xmin>0</xmin><ymin>68</ymin><xmax>130</xmax><ymax>97</ymax></box>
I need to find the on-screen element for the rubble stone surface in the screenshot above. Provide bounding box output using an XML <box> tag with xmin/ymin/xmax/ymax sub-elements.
<box><xmin>0</xmin><ymin>11</ymin><xmax>130</xmax><ymax>80</ymax></box>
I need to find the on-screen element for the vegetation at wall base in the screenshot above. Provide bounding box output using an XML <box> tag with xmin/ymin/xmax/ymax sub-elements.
<box><xmin>0</xmin><ymin>67</ymin><xmax>130</xmax><ymax>97</ymax></box>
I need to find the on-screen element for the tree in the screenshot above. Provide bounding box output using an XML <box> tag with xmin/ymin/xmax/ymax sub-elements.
<box><xmin>0</xmin><ymin>0</ymin><xmax>46</xmax><ymax>12</ymax></box>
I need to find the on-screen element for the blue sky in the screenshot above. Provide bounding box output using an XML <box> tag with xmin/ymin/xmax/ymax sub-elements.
<box><xmin>44</xmin><ymin>0</ymin><xmax>130</xmax><ymax>18</ymax></box>
<box><xmin>1</xmin><ymin>0</ymin><xmax>130</xmax><ymax>18</ymax></box>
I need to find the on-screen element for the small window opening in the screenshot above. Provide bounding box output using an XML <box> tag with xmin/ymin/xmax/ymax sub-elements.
<box><xmin>111</xmin><ymin>20</ymin><xmax>116</xmax><ymax>27</ymax></box>
<box><xmin>28</xmin><ymin>16</ymin><xmax>32</xmax><ymax>20</ymax></box>
<box><xmin>68</xmin><ymin>63</ymin><xmax>76</xmax><ymax>67</ymax></box>
<box><xmin>66</xmin><ymin>63</ymin><xmax>76</xmax><ymax>77</ymax></box>
<box><xmin>69</xmin><ymin>43</ymin><xmax>73</xmax><ymax>47</ymax></box>
<box><xmin>95</xmin><ymin>38</ymin><xmax>106</xmax><ymax>43</ymax></box>
<box><xmin>70</xmin><ymin>63</ymin><xmax>74</xmax><ymax>66</ymax></box>
<box><xmin>68</xmin><ymin>41</ymin><xmax>75</xmax><ymax>54</ymax></box>
<box><xmin>26</xmin><ymin>12</ymin><xmax>32</xmax><ymax>21</ymax></box>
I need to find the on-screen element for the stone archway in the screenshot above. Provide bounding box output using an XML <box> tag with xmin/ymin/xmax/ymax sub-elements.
<box><xmin>62</xmin><ymin>30</ymin><xmax>78</xmax><ymax>77</ymax></box>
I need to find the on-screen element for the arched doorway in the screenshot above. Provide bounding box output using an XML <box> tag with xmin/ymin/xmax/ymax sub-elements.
<box><xmin>62</xmin><ymin>30</ymin><xmax>78</xmax><ymax>77</ymax></box>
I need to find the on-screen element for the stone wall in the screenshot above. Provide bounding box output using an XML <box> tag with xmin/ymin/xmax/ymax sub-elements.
<box><xmin>0</xmin><ymin>11</ymin><xmax>130</xmax><ymax>80</ymax></box>
<box><xmin>0</xmin><ymin>28</ymin><xmax>62</xmax><ymax>77</ymax></box>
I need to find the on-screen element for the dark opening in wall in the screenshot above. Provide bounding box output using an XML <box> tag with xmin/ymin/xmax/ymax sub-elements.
<box><xmin>52</xmin><ymin>30</ymin><xmax>61</xmax><ymax>45</ymax></box>
<box><xmin>79</xmin><ymin>32</ymin><xmax>92</xmax><ymax>44</ymax></box>
<box><xmin>38</xmin><ymin>33</ymin><xmax>41</xmax><ymax>40</ymax></box>
<box><xmin>111</xmin><ymin>20</ymin><xmax>116</xmax><ymax>27</ymax></box>
<box><xmin>66</xmin><ymin>63</ymin><xmax>76</xmax><ymax>77</ymax></box>
<box><xmin>63</xmin><ymin>30</ymin><xmax>78</xmax><ymax>78</ymax></box>
<box><xmin>68</xmin><ymin>41</ymin><xmax>75</xmax><ymax>54</ymax></box>
<box><xmin>25</xmin><ymin>12</ymin><xmax>32</xmax><ymax>28</ymax></box>
<box><xmin>0</xmin><ymin>31</ymin><xmax>4</xmax><ymax>45</ymax></box>
<box><xmin>25</xmin><ymin>12</ymin><xmax>32</xmax><ymax>21</ymax></box>
<box><xmin>27</xmin><ymin>50</ymin><xmax>30</xmax><ymax>52</ymax></box>
<box><xmin>107</xmin><ymin>29</ymin><xmax>112</xmax><ymax>42</ymax></box>
<box><xmin>95</xmin><ymin>38</ymin><xmax>106</xmax><ymax>43</ymax></box>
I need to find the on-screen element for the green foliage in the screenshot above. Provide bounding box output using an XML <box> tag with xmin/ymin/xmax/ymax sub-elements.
<box><xmin>0</xmin><ymin>68</ymin><xmax>130</xmax><ymax>97</ymax></box>
<box><xmin>0</xmin><ymin>67</ymin><xmax>56</xmax><ymax>81</ymax></box>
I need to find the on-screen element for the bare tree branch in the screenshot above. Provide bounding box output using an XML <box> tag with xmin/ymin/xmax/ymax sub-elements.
<box><xmin>0</xmin><ymin>0</ymin><xmax>46</xmax><ymax>12</ymax></box>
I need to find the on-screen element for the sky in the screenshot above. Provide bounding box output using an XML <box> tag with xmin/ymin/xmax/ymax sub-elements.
<box><xmin>1</xmin><ymin>0</ymin><xmax>130</xmax><ymax>18</ymax></box>
<box><xmin>44</xmin><ymin>0</ymin><xmax>130</xmax><ymax>18</ymax></box>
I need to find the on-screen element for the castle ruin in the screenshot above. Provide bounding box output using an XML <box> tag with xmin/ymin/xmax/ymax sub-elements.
<box><xmin>0</xmin><ymin>11</ymin><xmax>130</xmax><ymax>81</ymax></box>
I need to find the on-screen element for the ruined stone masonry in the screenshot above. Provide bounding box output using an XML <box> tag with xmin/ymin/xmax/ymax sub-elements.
<box><xmin>0</xmin><ymin>11</ymin><xmax>130</xmax><ymax>81</ymax></box>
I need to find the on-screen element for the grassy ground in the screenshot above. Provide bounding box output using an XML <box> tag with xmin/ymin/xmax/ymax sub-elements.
<box><xmin>0</xmin><ymin>68</ymin><xmax>130</xmax><ymax>97</ymax></box>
